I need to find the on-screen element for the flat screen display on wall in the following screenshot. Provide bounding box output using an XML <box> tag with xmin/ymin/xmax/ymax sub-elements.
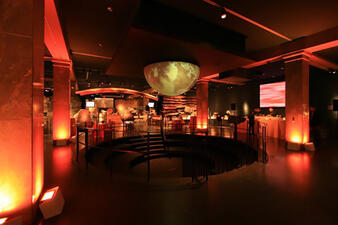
<box><xmin>260</xmin><ymin>81</ymin><xmax>286</xmax><ymax>108</ymax></box>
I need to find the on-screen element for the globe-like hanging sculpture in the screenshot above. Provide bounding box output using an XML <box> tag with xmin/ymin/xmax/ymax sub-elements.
<box><xmin>144</xmin><ymin>61</ymin><xmax>200</xmax><ymax>96</ymax></box>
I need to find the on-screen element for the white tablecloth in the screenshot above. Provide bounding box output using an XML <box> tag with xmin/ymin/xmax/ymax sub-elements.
<box><xmin>255</xmin><ymin>116</ymin><xmax>285</xmax><ymax>139</ymax></box>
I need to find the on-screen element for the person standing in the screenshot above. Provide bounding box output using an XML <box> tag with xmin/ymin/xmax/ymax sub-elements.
<box><xmin>248</xmin><ymin>112</ymin><xmax>255</xmax><ymax>135</ymax></box>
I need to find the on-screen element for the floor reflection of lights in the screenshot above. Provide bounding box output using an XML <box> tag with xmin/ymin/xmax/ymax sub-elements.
<box><xmin>52</xmin><ymin>146</ymin><xmax>72</xmax><ymax>178</ymax></box>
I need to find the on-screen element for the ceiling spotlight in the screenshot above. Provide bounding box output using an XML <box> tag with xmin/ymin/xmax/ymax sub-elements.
<box><xmin>329</xmin><ymin>69</ymin><xmax>336</xmax><ymax>75</ymax></box>
<box><xmin>221</xmin><ymin>9</ymin><xmax>227</xmax><ymax>19</ymax></box>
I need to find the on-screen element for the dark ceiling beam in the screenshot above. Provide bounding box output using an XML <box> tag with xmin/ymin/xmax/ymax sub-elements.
<box><xmin>248</xmin><ymin>26</ymin><xmax>338</xmax><ymax>61</ymax></box>
<box><xmin>242</xmin><ymin>26</ymin><xmax>338</xmax><ymax>70</ymax></box>
<box><xmin>44</xmin><ymin>56</ymin><xmax>77</xmax><ymax>83</ymax></box>
<box><xmin>282</xmin><ymin>51</ymin><xmax>338</xmax><ymax>71</ymax></box>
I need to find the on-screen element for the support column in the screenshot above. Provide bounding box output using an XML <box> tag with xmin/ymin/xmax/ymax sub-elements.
<box><xmin>53</xmin><ymin>60</ymin><xmax>71</xmax><ymax>145</ymax></box>
<box><xmin>285</xmin><ymin>55</ymin><xmax>310</xmax><ymax>149</ymax></box>
<box><xmin>196</xmin><ymin>80</ymin><xmax>209</xmax><ymax>130</ymax></box>
<box><xmin>0</xmin><ymin>0</ymin><xmax>44</xmax><ymax>223</ymax></box>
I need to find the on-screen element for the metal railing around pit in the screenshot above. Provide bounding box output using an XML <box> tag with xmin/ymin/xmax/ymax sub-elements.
<box><xmin>75</xmin><ymin>120</ymin><xmax>268</xmax><ymax>172</ymax></box>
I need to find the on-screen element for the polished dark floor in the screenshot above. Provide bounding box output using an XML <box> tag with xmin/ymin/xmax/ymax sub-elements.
<box><xmin>41</xmin><ymin>126</ymin><xmax>338</xmax><ymax>225</ymax></box>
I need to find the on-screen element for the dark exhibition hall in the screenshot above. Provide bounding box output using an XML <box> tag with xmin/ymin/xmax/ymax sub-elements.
<box><xmin>0</xmin><ymin>0</ymin><xmax>338</xmax><ymax>224</ymax></box>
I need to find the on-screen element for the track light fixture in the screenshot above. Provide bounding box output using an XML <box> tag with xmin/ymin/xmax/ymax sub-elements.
<box><xmin>221</xmin><ymin>8</ymin><xmax>227</xmax><ymax>19</ymax></box>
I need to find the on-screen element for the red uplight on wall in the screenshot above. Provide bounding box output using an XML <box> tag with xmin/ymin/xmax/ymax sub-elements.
<box><xmin>196</xmin><ymin>123</ymin><xmax>208</xmax><ymax>130</ymax></box>
<box><xmin>55</xmin><ymin>127</ymin><xmax>68</xmax><ymax>140</ymax></box>
<box><xmin>196</xmin><ymin>81</ymin><xmax>209</xmax><ymax>131</ymax></box>
<box><xmin>289</xmin><ymin>128</ymin><xmax>309</xmax><ymax>144</ymax></box>
<box><xmin>291</xmin><ymin>133</ymin><xmax>301</xmax><ymax>144</ymax></box>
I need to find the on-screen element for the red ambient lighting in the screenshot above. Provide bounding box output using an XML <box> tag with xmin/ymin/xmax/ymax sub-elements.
<box><xmin>41</xmin><ymin>187</ymin><xmax>59</xmax><ymax>202</ymax></box>
<box><xmin>260</xmin><ymin>81</ymin><xmax>286</xmax><ymax>108</ymax></box>
<box><xmin>76</xmin><ymin>88</ymin><xmax>158</xmax><ymax>101</ymax></box>
<box><xmin>0</xmin><ymin>218</ymin><xmax>7</xmax><ymax>225</ymax></box>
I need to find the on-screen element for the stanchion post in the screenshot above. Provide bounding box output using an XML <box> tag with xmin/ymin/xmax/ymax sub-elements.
<box><xmin>262</xmin><ymin>125</ymin><xmax>267</xmax><ymax>163</ymax></box>
<box><xmin>76</xmin><ymin>126</ymin><xmax>79</xmax><ymax>162</ymax></box>
<box><xmin>96</xmin><ymin>126</ymin><xmax>98</xmax><ymax>144</ymax></box>
<box><xmin>147</xmin><ymin>131</ymin><xmax>150</xmax><ymax>183</ymax></box>
<box><xmin>85</xmin><ymin>128</ymin><xmax>89</xmax><ymax>170</ymax></box>
<box><xmin>234</xmin><ymin>122</ymin><xmax>238</xmax><ymax>140</ymax></box>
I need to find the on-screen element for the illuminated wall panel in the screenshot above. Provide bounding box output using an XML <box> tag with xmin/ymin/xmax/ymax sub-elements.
<box><xmin>285</xmin><ymin>58</ymin><xmax>310</xmax><ymax>144</ymax></box>
<box><xmin>196</xmin><ymin>81</ymin><xmax>209</xmax><ymax>129</ymax></box>
<box><xmin>0</xmin><ymin>0</ymin><xmax>44</xmax><ymax>223</ymax></box>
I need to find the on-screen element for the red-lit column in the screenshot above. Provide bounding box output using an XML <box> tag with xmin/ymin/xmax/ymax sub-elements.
<box><xmin>285</xmin><ymin>55</ymin><xmax>310</xmax><ymax>149</ymax></box>
<box><xmin>0</xmin><ymin>0</ymin><xmax>44</xmax><ymax>223</ymax></box>
<box><xmin>196</xmin><ymin>80</ymin><xmax>209</xmax><ymax>130</ymax></box>
<box><xmin>52</xmin><ymin>60</ymin><xmax>71</xmax><ymax>145</ymax></box>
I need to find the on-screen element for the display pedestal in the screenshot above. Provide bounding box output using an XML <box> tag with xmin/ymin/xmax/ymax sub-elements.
<box><xmin>53</xmin><ymin>139</ymin><xmax>69</xmax><ymax>146</ymax></box>
<box><xmin>304</xmin><ymin>142</ymin><xmax>315</xmax><ymax>151</ymax></box>
<box><xmin>287</xmin><ymin>142</ymin><xmax>315</xmax><ymax>151</ymax></box>
<box><xmin>287</xmin><ymin>142</ymin><xmax>302</xmax><ymax>151</ymax></box>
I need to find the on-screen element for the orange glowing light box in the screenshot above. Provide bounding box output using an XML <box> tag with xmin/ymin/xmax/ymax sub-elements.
<box><xmin>39</xmin><ymin>186</ymin><xmax>64</xmax><ymax>220</ymax></box>
<box><xmin>41</xmin><ymin>187</ymin><xmax>58</xmax><ymax>202</ymax></box>
<box><xmin>0</xmin><ymin>218</ymin><xmax>7</xmax><ymax>225</ymax></box>
<box><xmin>0</xmin><ymin>217</ymin><xmax>21</xmax><ymax>225</ymax></box>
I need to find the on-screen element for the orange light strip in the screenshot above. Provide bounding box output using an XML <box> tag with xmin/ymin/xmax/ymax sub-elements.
<box><xmin>244</xmin><ymin>47</ymin><xmax>338</xmax><ymax>70</ymax></box>
<box><xmin>76</xmin><ymin>88</ymin><xmax>158</xmax><ymax>101</ymax></box>
<box><xmin>306</xmin><ymin>40</ymin><xmax>338</xmax><ymax>53</ymax></box>
<box><xmin>203</xmin><ymin>0</ymin><xmax>220</xmax><ymax>7</ymax></box>
<box><xmin>224</xmin><ymin>7</ymin><xmax>291</xmax><ymax>41</ymax></box>
<box><xmin>201</xmin><ymin>73</ymin><xmax>219</xmax><ymax>79</ymax></box>
<box><xmin>72</xmin><ymin>52</ymin><xmax>113</xmax><ymax>60</ymax></box>
<box><xmin>44</xmin><ymin>0</ymin><xmax>70</xmax><ymax>60</ymax></box>
<box><xmin>206</xmin><ymin>78</ymin><xmax>245</xmax><ymax>85</ymax></box>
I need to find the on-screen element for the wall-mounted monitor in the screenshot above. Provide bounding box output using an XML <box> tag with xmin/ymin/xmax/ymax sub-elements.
<box><xmin>260</xmin><ymin>81</ymin><xmax>285</xmax><ymax>108</ymax></box>
<box><xmin>86</xmin><ymin>101</ymin><xmax>95</xmax><ymax>108</ymax></box>
<box><xmin>148</xmin><ymin>102</ymin><xmax>155</xmax><ymax>108</ymax></box>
